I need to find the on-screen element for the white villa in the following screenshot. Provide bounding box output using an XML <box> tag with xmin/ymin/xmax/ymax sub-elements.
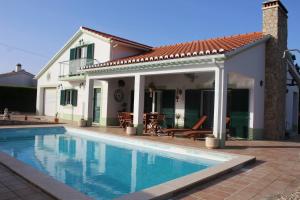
<box><xmin>35</xmin><ymin>0</ymin><xmax>299</xmax><ymax>146</ymax></box>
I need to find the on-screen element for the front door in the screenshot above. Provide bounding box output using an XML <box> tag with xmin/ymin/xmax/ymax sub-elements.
<box><xmin>229</xmin><ymin>89</ymin><xmax>249</xmax><ymax>138</ymax></box>
<box><xmin>93</xmin><ymin>88</ymin><xmax>101</xmax><ymax>123</ymax></box>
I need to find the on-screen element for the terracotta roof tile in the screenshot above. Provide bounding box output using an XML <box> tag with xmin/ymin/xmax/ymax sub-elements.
<box><xmin>83</xmin><ymin>32</ymin><xmax>266</xmax><ymax>70</ymax></box>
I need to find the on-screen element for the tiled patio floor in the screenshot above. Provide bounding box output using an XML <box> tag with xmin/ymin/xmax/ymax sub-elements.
<box><xmin>0</xmin><ymin>164</ymin><xmax>54</xmax><ymax>200</ymax></box>
<box><xmin>0</xmin><ymin>125</ymin><xmax>299</xmax><ymax>200</ymax></box>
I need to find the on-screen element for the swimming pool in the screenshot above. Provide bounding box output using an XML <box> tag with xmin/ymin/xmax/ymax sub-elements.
<box><xmin>0</xmin><ymin>127</ymin><xmax>236</xmax><ymax>200</ymax></box>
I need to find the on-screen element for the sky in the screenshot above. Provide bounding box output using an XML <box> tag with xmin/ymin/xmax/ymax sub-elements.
<box><xmin>0</xmin><ymin>0</ymin><xmax>299</xmax><ymax>75</ymax></box>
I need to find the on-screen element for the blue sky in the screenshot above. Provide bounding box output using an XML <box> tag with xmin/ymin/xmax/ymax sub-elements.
<box><xmin>0</xmin><ymin>0</ymin><xmax>299</xmax><ymax>74</ymax></box>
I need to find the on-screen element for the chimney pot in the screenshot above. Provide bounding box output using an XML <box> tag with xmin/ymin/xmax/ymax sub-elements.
<box><xmin>16</xmin><ymin>63</ymin><xmax>22</xmax><ymax>72</ymax></box>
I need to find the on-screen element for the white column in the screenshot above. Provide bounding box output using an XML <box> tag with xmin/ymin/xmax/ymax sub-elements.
<box><xmin>36</xmin><ymin>86</ymin><xmax>44</xmax><ymax>115</ymax></box>
<box><xmin>213</xmin><ymin>67</ymin><xmax>228</xmax><ymax>148</ymax></box>
<box><xmin>133</xmin><ymin>75</ymin><xmax>145</xmax><ymax>134</ymax></box>
<box><xmin>249</xmin><ymin>79</ymin><xmax>264</xmax><ymax>139</ymax></box>
<box><xmin>84</xmin><ymin>78</ymin><xmax>94</xmax><ymax>125</ymax></box>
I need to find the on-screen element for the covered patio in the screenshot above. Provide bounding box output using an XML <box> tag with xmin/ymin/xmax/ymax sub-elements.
<box><xmin>82</xmin><ymin>50</ymin><xmax>265</xmax><ymax>147</ymax></box>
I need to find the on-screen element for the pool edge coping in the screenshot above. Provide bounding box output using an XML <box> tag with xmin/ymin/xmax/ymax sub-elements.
<box><xmin>0</xmin><ymin>125</ymin><xmax>256</xmax><ymax>200</ymax></box>
<box><xmin>115</xmin><ymin>155</ymin><xmax>255</xmax><ymax>200</ymax></box>
<box><xmin>0</xmin><ymin>152</ymin><xmax>92</xmax><ymax>200</ymax></box>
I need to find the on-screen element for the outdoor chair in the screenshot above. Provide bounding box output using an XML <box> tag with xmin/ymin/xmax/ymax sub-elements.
<box><xmin>148</xmin><ymin>114</ymin><xmax>165</xmax><ymax>135</ymax></box>
<box><xmin>2</xmin><ymin>108</ymin><xmax>11</xmax><ymax>120</ymax></box>
<box><xmin>162</xmin><ymin>115</ymin><xmax>208</xmax><ymax>136</ymax></box>
<box><xmin>180</xmin><ymin>117</ymin><xmax>231</xmax><ymax>140</ymax></box>
<box><xmin>118</xmin><ymin>112</ymin><xmax>132</xmax><ymax>129</ymax></box>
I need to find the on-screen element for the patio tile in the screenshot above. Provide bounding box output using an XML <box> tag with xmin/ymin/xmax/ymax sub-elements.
<box><xmin>0</xmin><ymin>164</ymin><xmax>55</xmax><ymax>200</ymax></box>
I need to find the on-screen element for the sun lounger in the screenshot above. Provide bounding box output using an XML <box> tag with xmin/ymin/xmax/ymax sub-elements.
<box><xmin>176</xmin><ymin>117</ymin><xmax>231</xmax><ymax>140</ymax></box>
<box><xmin>162</xmin><ymin>115</ymin><xmax>208</xmax><ymax>136</ymax></box>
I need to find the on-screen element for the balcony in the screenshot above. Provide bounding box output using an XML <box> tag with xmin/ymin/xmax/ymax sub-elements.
<box><xmin>59</xmin><ymin>58</ymin><xmax>99</xmax><ymax>81</ymax></box>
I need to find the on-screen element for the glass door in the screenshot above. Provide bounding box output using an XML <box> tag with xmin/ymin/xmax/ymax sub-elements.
<box><xmin>93</xmin><ymin>88</ymin><xmax>101</xmax><ymax>123</ymax></box>
<box><xmin>184</xmin><ymin>89</ymin><xmax>201</xmax><ymax>128</ymax></box>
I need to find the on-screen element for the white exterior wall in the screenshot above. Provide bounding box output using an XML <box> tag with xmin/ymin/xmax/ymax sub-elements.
<box><xmin>37</xmin><ymin>31</ymin><xmax>112</xmax><ymax>117</ymax></box>
<box><xmin>285</xmin><ymin>72</ymin><xmax>299</xmax><ymax>136</ymax></box>
<box><xmin>111</xmin><ymin>43</ymin><xmax>146</xmax><ymax>60</ymax></box>
<box><xmin>225</xmin><ymin>43</ymin><xmax>266</xmax><ymax>138</ymax></box>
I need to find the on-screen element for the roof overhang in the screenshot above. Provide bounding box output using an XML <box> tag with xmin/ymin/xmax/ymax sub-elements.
<box><xmin>35</xmin><ymin>29</ymin><xmax>83</xmax><ymax>79</ymax></box>
<box><xmin>224</xmin><ymin>35</ymin><xmax>271</xmax><ymax>58</ymax></box>
<box><xmin>35</xmin><ymin>27</ymin><xmax>114</xmax><ymax>79</ymax></box>
<box><xmin>81</xmin><ymin>54</ymin><xmax>225</xmax><ymax>76</ymax></box>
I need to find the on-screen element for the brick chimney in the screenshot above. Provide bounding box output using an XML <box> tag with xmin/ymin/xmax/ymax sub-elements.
<box><xmin>263</xmin><ymin>0</ymin><xmax>288</xmax><ymax>139</ymax></box>
<box><xmin>16</xmin><ymin>63</ymin><xmax>22</xmax><ymax>72</ymax></box>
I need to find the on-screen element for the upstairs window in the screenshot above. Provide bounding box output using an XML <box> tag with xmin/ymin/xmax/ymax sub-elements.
<box><xmin>70</xmin><ymin>43</ymin><xmax>94</xmax><ymax>65</ymax></box>
<box><xmin>60</xmin><ymin>89</ymin><xmax>78</xmax><ymax>106</ymax></box>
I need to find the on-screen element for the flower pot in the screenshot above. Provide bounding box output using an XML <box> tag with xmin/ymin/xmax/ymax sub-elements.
<box><xmin>205</xmin><ymin>137</ymin><xmax>219</xmax><ymax>149</ymax></box>
<box><xmin>54</xmin><ymin>118</ymin><xmax>59</xmax><ymax>124</ymax></box>
<box><xmin>126</xmin><ymin>127</ymin><xmax>136</xmax><ymax>135</ymax></box>
<box><xmin>78</xmin><ymin>119</ymin><xmax>87</xmax><ymax>127</ymax></box>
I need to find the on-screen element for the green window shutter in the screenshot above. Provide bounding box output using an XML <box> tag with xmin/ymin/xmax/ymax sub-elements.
<box><xmin>60</xmin><ymin>90</ymin><xmax>66</xmax><ymax>106</ymax></box>
<box><xmin>70</xmin><ymin>48</ymin><xmax>76</xmax><ymax>60</ymax></box>
<box><xmin>71</xmin><ymin>90</ymin><xmax>78</xmax><ymax>107</ymax></box>
<box><xmin>87</xmin><ymin>44</ymin><xmax>94</xmax><ymax>65</ymax></box>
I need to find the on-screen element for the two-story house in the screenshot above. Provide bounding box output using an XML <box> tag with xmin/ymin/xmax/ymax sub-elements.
<box><xmin>36</xmin><ymin>0</ymin><xmax>299</xmax><ymax>146</ymax></box>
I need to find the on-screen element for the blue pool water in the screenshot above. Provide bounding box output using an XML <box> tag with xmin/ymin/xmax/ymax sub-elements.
<box><xmin>0</xmin><ymin>127</ymin><xmax>221</xmax><ymax>200</ymax></box>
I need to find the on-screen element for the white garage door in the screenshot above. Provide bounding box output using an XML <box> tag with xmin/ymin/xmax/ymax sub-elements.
<box><xmin>44</xmin><ymin>88</ymin><xmax>57</xmax><ymax>117</ymax></box>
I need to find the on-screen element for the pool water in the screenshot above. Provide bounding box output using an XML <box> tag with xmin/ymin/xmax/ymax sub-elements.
<box><xmin>0</xmin><ymin>127</ymin><xmax>221</xmax><ymax>200</ymax></box>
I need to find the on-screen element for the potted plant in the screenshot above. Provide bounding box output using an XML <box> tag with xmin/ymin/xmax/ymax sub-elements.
<box><xmin>175</xmin><ymin>113</ymin><xmax>181</xmax><ymax>128</ymax></box>
<box><xmin>205</xmin><ymin>135</ymin><xmax>220</xmax><ymax>149</ymax></box>
<box><xmin>126</xmin><ymin>124</ymin><xmax>136</xmax><ymax>135</ymax></box>
<box><xmin>78</xmin><ymin>118</ymin><xmax>87</xmax><ymax>127</ymax></box>
<box><xmin>54</xmin><ymin>112</ymin><xmax>59</xmax><ymax>124</ymax></box>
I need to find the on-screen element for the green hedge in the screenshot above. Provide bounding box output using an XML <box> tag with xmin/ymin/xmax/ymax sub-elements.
<box><xmin>0</xmin><ymin>86</ymin><xmax>36</xmax><ymax>113</ymax></box>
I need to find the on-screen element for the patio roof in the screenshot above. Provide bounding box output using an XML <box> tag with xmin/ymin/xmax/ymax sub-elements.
<box><xmin>82</xmin><ymin>32</ymin><xmax>267</xmax><ymax>70</ymax></box>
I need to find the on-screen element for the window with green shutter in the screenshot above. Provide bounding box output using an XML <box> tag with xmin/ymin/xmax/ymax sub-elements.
<box><xmin>70</xmin><ymin>48</ymin><xmax>76</xmax><ymax>60</ymax></box>
<box><xmin>60</xmin><ymin>90</ymin><xmax>66</xmax><ymax>106</ymax></box>
<box><xmin>71</xmin><ymin>89</ymin><xmax>78</xmax><ymax>107</ymax></box>
<box><xmin>60</xmin><ymin>89</ymin><xmax>78</xmax><ymax>107</ymax></box>
<box><xmin>70</xmin><ymin>43</ymin><xmax>94</xmax><ymax>63</ymax></box>
<box><xmin>87</xmin><ymin>44</ymin><xmax>94</xmax><ymax>65</ymax></box>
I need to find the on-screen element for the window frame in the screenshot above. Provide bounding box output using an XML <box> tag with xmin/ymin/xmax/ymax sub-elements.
<box><xmin>60</xmin><ymin>89</ymin><xmax>78</xmax><ymax>107</ymax></box>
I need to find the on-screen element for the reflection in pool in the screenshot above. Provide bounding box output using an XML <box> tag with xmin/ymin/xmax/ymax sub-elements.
<box><xmin>0</xmin><ymin>127</ymin><xmax>220</xmax><ymax>200</ymax></box>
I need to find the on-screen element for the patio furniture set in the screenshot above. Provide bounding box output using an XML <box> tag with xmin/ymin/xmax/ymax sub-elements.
<box><xmin>117</xmin><ymin>112</ymin><xmax>230</xmax><ymax>140</ymax></box>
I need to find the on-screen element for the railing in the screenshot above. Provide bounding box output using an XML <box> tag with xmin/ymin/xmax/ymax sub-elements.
<box><xmin>59</xmin><ymin>58</ymin><xmax>99</xmax><ymax>77</ymax></box>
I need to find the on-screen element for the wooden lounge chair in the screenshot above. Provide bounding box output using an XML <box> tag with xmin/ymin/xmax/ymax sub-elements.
<box><xmin>180</xmin><ymin>117</ymin><xmax>231</xmax><ymax>140</ymax></box>
<box><xmin>162</xmin><ymin>115</ymin><xmax>208</xmax><ymax>137</ymax></box>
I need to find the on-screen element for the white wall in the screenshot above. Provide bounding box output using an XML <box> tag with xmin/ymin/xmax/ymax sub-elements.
<box><xmin>225</xmin><ymin>43</ymin><xmax>266</xmax><ymax>132</ymax></box>
<box><xmin>37</xmin><ymin>31</ymin><xmax>112</xmax><ymax>116</ymax></box>
<box><xmin>111</xmin><ymin>43</ymin><xmax>146</xmax><ymax>61</ymax></box>
<box><xmin>285</xmin><ymin>72</ymin><xmax>299</xmax><ymax>135</ymax></box>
